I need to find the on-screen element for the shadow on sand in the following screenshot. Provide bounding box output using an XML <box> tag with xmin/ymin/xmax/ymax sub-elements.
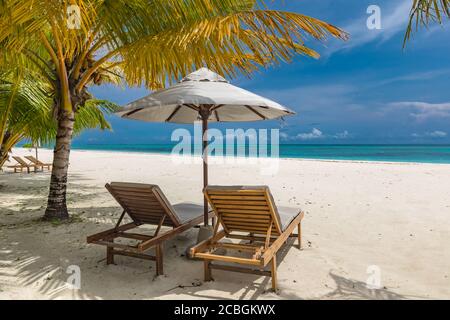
<box><xmin>1</xmin><ymin>174</ymin><xmax>421</xmax><ymax>300</ymax></box>
<box><xmin>0</xmin><ymin>172</ymin><xmax>105</xmax><ymax>226</ymax></box>
<box><xmin>319</xmin><ymin>272</ymin><xmax>415</xmax><ymax>300</ymax></box>
<box><xmin>0</xmin><ymin>216</ymin><xmax>420</xmax><ymax>300</ymax></box>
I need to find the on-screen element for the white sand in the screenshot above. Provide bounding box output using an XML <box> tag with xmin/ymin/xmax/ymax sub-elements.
<box><xmin>1</xmin><ymin>147</ymin><xmax>449</xmax><ymax>300</ymax></box>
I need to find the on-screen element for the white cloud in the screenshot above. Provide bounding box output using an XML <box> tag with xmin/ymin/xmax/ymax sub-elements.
<box><xmin>334</xmin><ymin>130</ymin><xmax>350</xmax><ymax>139</ymax></box>
<box><xmin>375</xmin><ymin>69</ymin><xmax>450</xmax><ymax>86</ymax></box>
<box><xmin>326</xmin><ymin>0</ymin><xmax>411</xmax><ymax>55</ymax></box>
<box><xmin>281</xmin><ymin>129</ymin><xmax>352</xmax><ymax>141</ymax></box>
<box><xmin>296</xmin><ymin>128</ymin><xmax>323</xmax><ymax>140</ymax></box>
<box><xmin>412</xmin><ymin>131</ymin><xmax>447</xmax><ymax>138</ymax></box>
<box><xmin>428</xmin><ymin>131</ymin><xmax>447</xmax><ymax>137</ymax></box>
<box><xmin>389</xmin><ymin>101</ymin><xmax>450</xmax><ymax>121</ymax></box>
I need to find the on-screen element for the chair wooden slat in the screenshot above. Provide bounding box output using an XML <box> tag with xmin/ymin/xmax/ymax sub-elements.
<box><xmin>191</xmin><ymin>185</ymin><xmax>304</xmax><ymax>292</ymax></box>
<box><xmin>87</xmin><ymin>182</ymin><xmax>210</xmax><ymax>277</ymax></box>
<box><xmin>209</xmin><ymin>195</ymin><xmax>267</xmax><ymax>200</ymax></box>
<box><xmin>24</xmin><ymin>156</ymin><xmax>52</xmax><ymax>170</ymax></box>
<box><xmin>108</xmin><ymin>183</ymin><xmax>180</xmax><ymax>227</ymax></box>
<box><xmin>8</xmin><ymin>156</ymin><xmax>38</xmax><ymax>173</ymax></box>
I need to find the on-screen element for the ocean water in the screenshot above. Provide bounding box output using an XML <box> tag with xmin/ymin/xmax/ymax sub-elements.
<box><xmin>70</xmin><ymin>144</ymin><xmax>450</xmax><ymax>164</ymax></box>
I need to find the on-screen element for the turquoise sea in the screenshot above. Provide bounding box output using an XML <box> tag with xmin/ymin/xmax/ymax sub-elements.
<box><xmin>70</xmin><ymin>144</ymin><xmax>450</xmax><ymax>164</ymax></box>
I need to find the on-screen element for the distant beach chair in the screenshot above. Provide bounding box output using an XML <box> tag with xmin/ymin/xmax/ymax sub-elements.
<box><xmin>25</xmin><ymin>155</ymin><xmax>52</xmax><ymax>171</ymax></box>
<box><xmin>87</xmin><ymin>182</ymin><xmax>212</xmax><ymax>276</ymax></box>
<box><xmin>7</xmin><ymin>156</ymin><xmax>38</xmax><ymax>173</ymax></box>
<box><xmin>190</xmin><ymin>185</ymin><xmax>304</xmax><ymax>291</ymax></box>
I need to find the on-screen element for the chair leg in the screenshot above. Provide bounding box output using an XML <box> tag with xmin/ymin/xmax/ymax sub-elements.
<box><xmin>155</xmin><ymin>244</ymin><xmax>164</xmax><ymax>275</ymax></box>
<box><xmin>271</xmin><ymin>256</ymin><xmax>277</xmax><ymax>292</ymax></box>
<box><xmin>297</xmin><ymin>223</ymin><xmax>302</xmax><ymax>249</ymax></box>
<box><xmin>106</xmin><ymin>247</ymin><xmax>114</xmax><ymax>265</ymax></box>
<box><xmin>204</xmin><ymin>260</ymin><xmax>212</xmax><ymax>281</ymax></box>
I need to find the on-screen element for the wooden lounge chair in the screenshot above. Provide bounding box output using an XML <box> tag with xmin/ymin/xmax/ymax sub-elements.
<box><xmin>7</xmin><ymin>156</ymin><xmax>38</xmax><ymax>173</ymax></box>
<box><xmin>25</xmin><ymin>155</ymin><xmax>52</xmax><ymax>170</ymax></box>
<box><xmin>190</xmin><ymin>185</ymin><xmax>304</xmax><ymax>291</ymax></box>
<box><xmin>87</xmin><ymin>182</ymin><xmax>212</xmax><ymax>275</ymax></box>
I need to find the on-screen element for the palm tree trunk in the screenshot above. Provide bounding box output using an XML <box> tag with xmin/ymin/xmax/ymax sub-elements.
<box><xmin>44</xmin><ymin>109</ymin><xmax>75</xmax><ymax>220</ymax></box>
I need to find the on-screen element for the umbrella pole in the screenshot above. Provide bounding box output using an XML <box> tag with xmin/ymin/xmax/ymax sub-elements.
<box><xmin>202</xmin><ymin>114</ymin><xmax>209</xmax><ymax>226</ymax></box>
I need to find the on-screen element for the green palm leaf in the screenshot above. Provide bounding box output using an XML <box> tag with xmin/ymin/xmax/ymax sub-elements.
<box><xmin>404</xmin><ymin>0</ymin><xmax>450</xmax><ymax>46</ymax></box>
<box><xmin>0</xmin><ymin>71</ymin><xmax>118</xmax><ymax>167</ymax></box>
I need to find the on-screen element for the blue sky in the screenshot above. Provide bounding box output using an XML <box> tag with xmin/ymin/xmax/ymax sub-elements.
<box><xmin>79</xmin><ymin>0</ymin><xmax>450</xmax><ymax>145</ymax></box>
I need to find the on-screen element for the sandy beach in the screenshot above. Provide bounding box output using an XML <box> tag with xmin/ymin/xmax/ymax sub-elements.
<box><xmin>1</xmin><ymin>147</ymin><xmax>449</xmax><ymax>300</ymax></box>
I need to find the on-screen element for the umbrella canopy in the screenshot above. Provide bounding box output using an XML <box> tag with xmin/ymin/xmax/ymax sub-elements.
<box><xmin>118</xmin><ymin>68</ymin><xmax>295</xmax><ymax>123</ymax></box>
<box><xmin>118</xmin><ymin>68</ymin><xmax>295</xmax><ymax>225</ymax></box>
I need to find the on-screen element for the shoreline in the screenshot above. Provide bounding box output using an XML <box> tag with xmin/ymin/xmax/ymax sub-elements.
<box><xmin>18</xmin><ymin>146</ymin><xmax>450</xmax><ymax>167</ymax></box>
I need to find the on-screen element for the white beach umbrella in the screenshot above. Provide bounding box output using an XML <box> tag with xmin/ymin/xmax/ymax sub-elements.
<box><xmin>118</xmin><ymin>68</ymin><xmax>295</xmax><ymax>225</ymax></box>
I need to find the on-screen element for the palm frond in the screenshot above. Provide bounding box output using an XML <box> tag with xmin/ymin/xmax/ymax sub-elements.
<box><xmin>74</xmin><ymin>99</ymin><xmax>119</xmax><ymax>132</ymax></box>
<box><xmin>1</xmin><ymin>0</ymin><xmax>347</xmax><ymax>90</ymax></box>
<box><xmin>118</xmin><ymin>7</ymin><xmax>347</xmax><ymax>87</ymax></box>
<box><xmin>404</xmin><ymin>0</ymin><xmax>450</xmax><ymax>47</ymax></box>
<box><xmin>0</xmin><ymin>72</ymin><xmax>118</xmax><ymax>148</ymax></box>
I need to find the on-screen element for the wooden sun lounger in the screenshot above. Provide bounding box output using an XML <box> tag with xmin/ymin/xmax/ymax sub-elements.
<box><xmin>190</xmin><ymin>185</ymin><xmax>304</xmax><ymax>291</ymax></box>
<box><xmin>25</xmin><ymin>155</ymin><xmax>52</xmax><ymax>170</ymax></box>
<box><xmin>7</xmin><ymin>156</ymin><xmax>39</xmax><ymax>173</ymax></box>
<box><xmin>87</xmin><ymin>182</ymin><xmax>212</xmax><ymax>276</ymax></box>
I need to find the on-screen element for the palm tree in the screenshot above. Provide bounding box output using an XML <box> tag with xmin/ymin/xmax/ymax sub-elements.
<box><xmin>0</xmin><ymin>0</ymin><xmax>347</xmax><ymax>220</ymax></box>
<box><xmin>0</xmin><ymin>69</ymin><xmax>117</xmax><ymax>170</ymax></box>
<box><xmin>405</xmin><ymin>0</ymin><xmax>450</xmax><ymax>46</ymax></box>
